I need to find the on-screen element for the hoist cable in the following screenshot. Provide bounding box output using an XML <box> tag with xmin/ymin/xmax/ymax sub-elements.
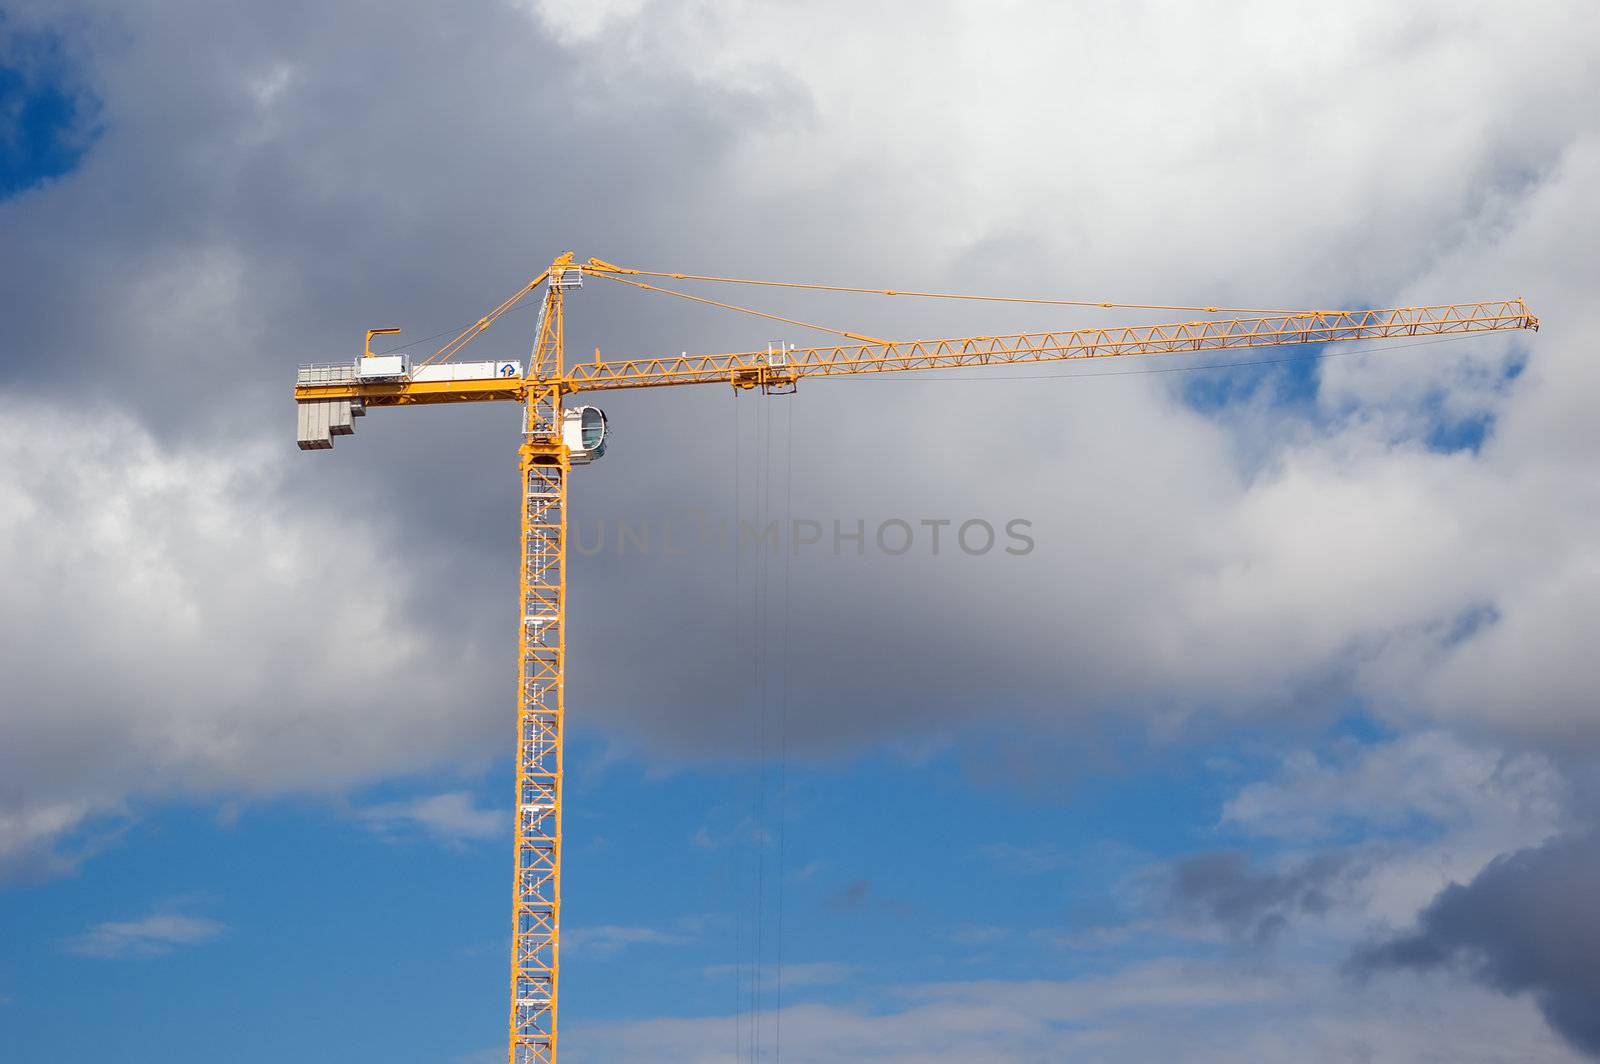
<box><xmin>731</xmin><ymin>389</ymin><xmax>745</xmax><ymax>1064</ymax></box>
<box><xmin>588</xmin><ymin>261</ymin><xmax>1304</xmax><ymax>315</ymax></box>
<box><xmin>753</xmin><ymin>392</ymin><xmax>778</xmax><ymax>1060</ymax></box>
<box><xmin>592</xmin><ymin>271</ymin><xmax>889</xmax><ymax>345</ymax></box>
<box><xmin>774</xmin><ymin>396</ymin><xmax>794</xmax><ymax>1061</ymax></box>
<box><xmin>371</xmin><ymin>300</ymin><xmax>542</xmax><ymax>357</ymax></box>
<box><xmin>415</xmin><ymin>269</ymin><xmax>551</xmax><ymax>369</ymax></box>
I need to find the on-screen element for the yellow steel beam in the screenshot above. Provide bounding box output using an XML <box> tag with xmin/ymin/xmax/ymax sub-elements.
<box><xmin>509</xmin><ymin>284</ymin><xmax>568</xmax><ymax>1064</ymax></box>
<box><xmin>293</xmin><ymin>377</ymin><xmax>524</xmax><ymax>405</ymax></box>
<box><xmin>567</xmin><ymin>299</ymin><xmax>1539</xmax><ymax>393</ymax></box>
<box><xmin>509</xmin><ymin>436</ymin><xmax>567</xmax><ymax>1064</ymax></box>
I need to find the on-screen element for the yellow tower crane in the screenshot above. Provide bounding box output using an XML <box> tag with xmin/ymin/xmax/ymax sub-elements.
<box><xmin>291</xmin><ymin>252</ymin><xmax>1538</xmax><ymax>1063</ymax></box>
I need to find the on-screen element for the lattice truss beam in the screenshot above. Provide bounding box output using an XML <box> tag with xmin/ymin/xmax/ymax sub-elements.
<box><xmin>511</xmin><ymin>440</ymin><xmax>567</xmax><ymax>1061</ymax></box>
<box><xmin>565</xmin><ymin>299</ymin><xmax>1538</xmax><ymax>391</ymax></box>
<box><xmin>509</xmin><ymin>287</ymin><xmax>570</xmax><ymax>1063</ymax></box>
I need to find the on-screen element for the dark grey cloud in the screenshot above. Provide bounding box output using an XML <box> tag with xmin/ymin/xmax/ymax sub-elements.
<box><xmin>1350</xmin><ymin>830</ymin><xmax>1600</xmax><ymax>1058</ymax></box>
<box><xmin>3</xmin><ymin>0</ymin><xmax>1600</xmax><ymax>880</ymax></box>
<box><xmin>1165</xmin><ymin>849</ymin><xmax>1363</xmax><ymax>945</ymax></box>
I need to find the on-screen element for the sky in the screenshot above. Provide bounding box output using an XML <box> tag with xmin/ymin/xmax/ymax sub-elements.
<box><xmin>1</xmin><ymin>1</ymin><xmax>1598</xmax><ymax>1060</ymax></box>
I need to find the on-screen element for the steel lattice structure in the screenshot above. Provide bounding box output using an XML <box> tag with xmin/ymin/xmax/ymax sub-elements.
<box><xmin>511</xmin><ymin>450</ymin><xmax>564</xmax><ymax>1060</ymax></box>
<box><xmin>291</xmin><ymin>252</ymin><xmax>1539</xmax><ymax>1063</ymax></box>
<box><xmin>509</xmin><ymin>282</ymin><xmax>571</xmax><ymax>1061</ymax></box>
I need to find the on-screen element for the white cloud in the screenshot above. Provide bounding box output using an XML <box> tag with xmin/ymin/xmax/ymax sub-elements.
<box><xmin>0</xmin><ymin>400</ymin><xmax>499</xmax><ymax>876</ymax></box>
<box><xmin>483</xmin><ymin>0</ymin><xmax>1600</xmax><ymax>762</ymax></box>
<box><xmin>359</xmin><ymin>791</ymin><xmax>508</xmax><ymax>845</ymax></box>
<box><xmin>1223</xmin><ymin>731</ymin><xmax>1566</xmax><ymax>845</ymax></box>
<box><xmin>564</xmin><ymin>922</ymin><xmax>698</xmax><ymax>958</ymax></box>
<box><xmin>1214</xmin><ymin>732</ymin><xmax>1567</xmax><ymax>929</ymax></box>
<box><xmin>567</xmin><ymin>959</ymin><xmax>1584</xmax><ymax>1063</ymax></box>
<box><xmin>703</xmin><ymin>960</ymin><xmax>853</xmax><ymax>989</ymax></box>
<box><xmin>64</xmin><ymin>912</ymin><xmax>225</xmax><ymax>959</ymax></box>
<box><xmin>516</xmin><ymin>0</ymin><xmax>648</xmax><ymax>45</ymax></box>
<box><xmin>0</xmin><ymin>800</ymin><xmax>98</xmax><ymax>880</ymax></box>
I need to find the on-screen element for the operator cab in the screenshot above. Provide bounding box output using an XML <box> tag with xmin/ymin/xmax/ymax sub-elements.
<box><xmin>562</xmin><ymin>405</ymin><xmax>609</xmax><ymax>464</ymax></box>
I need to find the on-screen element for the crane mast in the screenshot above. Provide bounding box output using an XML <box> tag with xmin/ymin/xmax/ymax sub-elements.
<box><xmin>509</xmin><ymin>277</ymin><xmax>570</xmax><ymax>1061</ymax></box>
<box><xmin>290</xmin><ymin>252</ymin><xmax>1539</xmax><ymax>1064</ymax></box>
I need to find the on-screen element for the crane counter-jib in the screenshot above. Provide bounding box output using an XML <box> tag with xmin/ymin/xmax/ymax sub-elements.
<box><xmin>294</xmin><ymin>358</ymin><xmax>527</xmax><ymax>447</ymax></box>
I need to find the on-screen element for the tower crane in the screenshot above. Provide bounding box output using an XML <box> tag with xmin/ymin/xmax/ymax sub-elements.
<box><xmin>291</xmin><ymin>251</ymin><xmax>1538</xmax><ymax>1063</ymax></box>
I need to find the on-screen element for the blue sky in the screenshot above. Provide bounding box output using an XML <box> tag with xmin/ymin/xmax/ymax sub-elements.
<box><xmin>2</xmin><ymin>4</ymin><xmax>1597</xmax><ymax>1063</ymax></box>
<box><xmin>0</xmin><ymin>21</ymin><xmax>93</xmax><ymax>199</ymax></box>
<box><xmin>2</xmin><ymin>726</ymin><xmax>1367</xmax><ymax>1062</ymax></box>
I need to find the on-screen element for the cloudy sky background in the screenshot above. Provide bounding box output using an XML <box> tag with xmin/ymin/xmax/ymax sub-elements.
<box><xmin>2</xmin><ymin>1</ymin><xmax>1598</xmax><ymax>1060</ymax></box>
